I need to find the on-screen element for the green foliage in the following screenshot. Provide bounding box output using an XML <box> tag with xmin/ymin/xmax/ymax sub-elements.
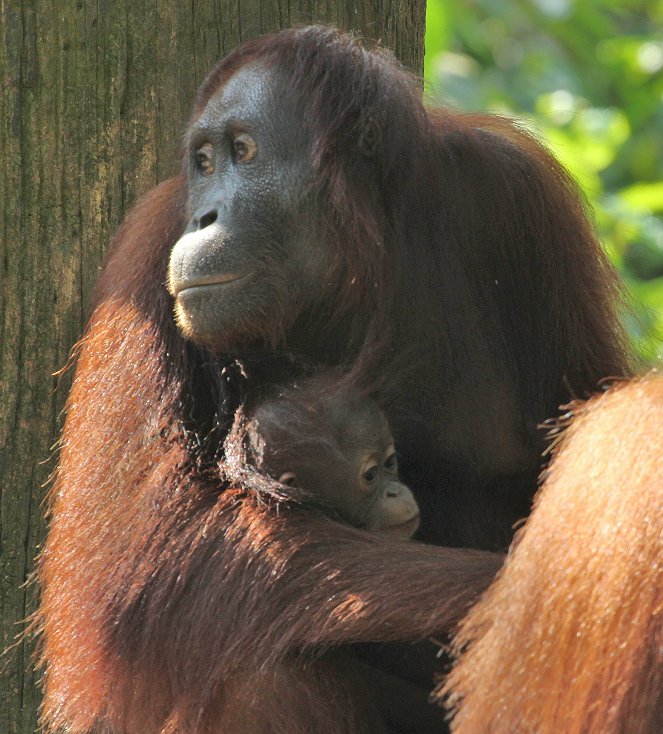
<box><xmin>425</xmin><ymin>0</ymin><xmax>663</xmax><ymax>363</ymax></box>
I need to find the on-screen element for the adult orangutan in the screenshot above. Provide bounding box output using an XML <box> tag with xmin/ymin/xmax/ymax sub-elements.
<box><xmin>38</xmin><ymin>26</ymin><xmax>658</xmax><ymax>734</ymax></box>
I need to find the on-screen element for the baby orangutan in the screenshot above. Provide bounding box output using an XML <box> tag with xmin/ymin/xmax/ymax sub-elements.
<box><xmin>230</xmin><ymin>378</ymin><xmax>420</xmax><ymax>538</ymax></box>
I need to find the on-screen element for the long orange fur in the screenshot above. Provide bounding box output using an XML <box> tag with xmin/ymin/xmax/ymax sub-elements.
<box><xmin>442</xmin><ymin>374</ymin><xmax>663</xmax><ymax>733</ymax></box>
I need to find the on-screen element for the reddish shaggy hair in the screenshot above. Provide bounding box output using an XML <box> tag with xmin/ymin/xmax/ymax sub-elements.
<box><xmin>35</xmin><ymin>26</ymin><xmax>650</xmax><ymax>734</ymax></box>
<box><xmin>440</xmin><ymin>374</ymin><xmax>663</xmax><ymax>733</ymax></box>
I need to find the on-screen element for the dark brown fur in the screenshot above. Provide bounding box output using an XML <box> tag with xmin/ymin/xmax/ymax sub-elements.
<box><xmin>37</xmin><ymin>26</ymin><xmax>644</xmax><ymax>734</ymax></box>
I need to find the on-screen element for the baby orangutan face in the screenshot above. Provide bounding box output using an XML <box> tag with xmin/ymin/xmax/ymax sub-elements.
<box><xmin>341</xmin><ymin>439</ymin><xmax>420</xmax><ymax>538</ymax></box>
<box><xmin>252</xmin><ymin>382</ymin><xmax>420</xmax><ymax>538</ymax></box>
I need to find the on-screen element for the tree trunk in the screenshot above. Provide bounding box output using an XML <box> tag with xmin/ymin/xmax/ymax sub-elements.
<box><xmin>0</xmin><ymin>1</ymin><xmax>425</xmax><ymax>731</ymax></box>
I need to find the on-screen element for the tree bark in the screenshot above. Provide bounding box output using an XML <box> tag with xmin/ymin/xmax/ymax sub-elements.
<box><xmin>0</xmin><ymin>1</ymin><xmax>425</xmax><ymax>731</ymax></box>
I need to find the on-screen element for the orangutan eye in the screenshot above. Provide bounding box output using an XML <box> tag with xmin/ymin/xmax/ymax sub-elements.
<box><xmin>194</xmin><ymin>143</ymin><xmax>215</xmax><ymax>175</ymax></box>
<box><xmin>361</xmin><ymin>463</ymin><xmax>379</xmax><ymax>487</ymax></box>
<box><xmin>384</xmin><ymin>452</ymin><xmax>398</xmax><ymax>473</ymax></box>
<box><xmin>233</xmin><ymin>133</ymin><xmax>257</xmax><ymax>164</ymax></box>
<box><xmin>278</xmin><ymin>472</ymin><xmax>298</xmax><ymax>487</ymax></box>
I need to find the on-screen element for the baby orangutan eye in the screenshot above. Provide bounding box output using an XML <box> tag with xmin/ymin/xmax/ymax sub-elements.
<box><xmin>361</xmin><ymin>462</ymin><xmax>379</xmax><ymax>489</ymax></box>
<box><xmin>384</xmin><ymin>452</ymin><xmax>398</xmax><ymax>473</ymax></box>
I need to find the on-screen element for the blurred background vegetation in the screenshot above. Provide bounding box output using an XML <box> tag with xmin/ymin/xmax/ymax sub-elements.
<box><xmin>424</xmin><ymin>0</ymin><xmax>663</xmax><ymax>364</ymax></box>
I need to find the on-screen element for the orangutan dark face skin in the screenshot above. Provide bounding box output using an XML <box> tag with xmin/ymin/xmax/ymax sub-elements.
<box><xmin>167</xmin><ymin>64</ymin><xmax>330</xmax><ymax>350</ymax></box>
<box><xmin>248</xmin><ymin>384</ymin><xmax>420</xmax><ymax>538</ymax></box>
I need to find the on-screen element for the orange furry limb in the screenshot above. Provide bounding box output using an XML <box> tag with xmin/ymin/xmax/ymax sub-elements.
<box><xmin>440</xmin><ymin>374</ymin><xmax>663</xmax><ymax>734</ymax></box>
